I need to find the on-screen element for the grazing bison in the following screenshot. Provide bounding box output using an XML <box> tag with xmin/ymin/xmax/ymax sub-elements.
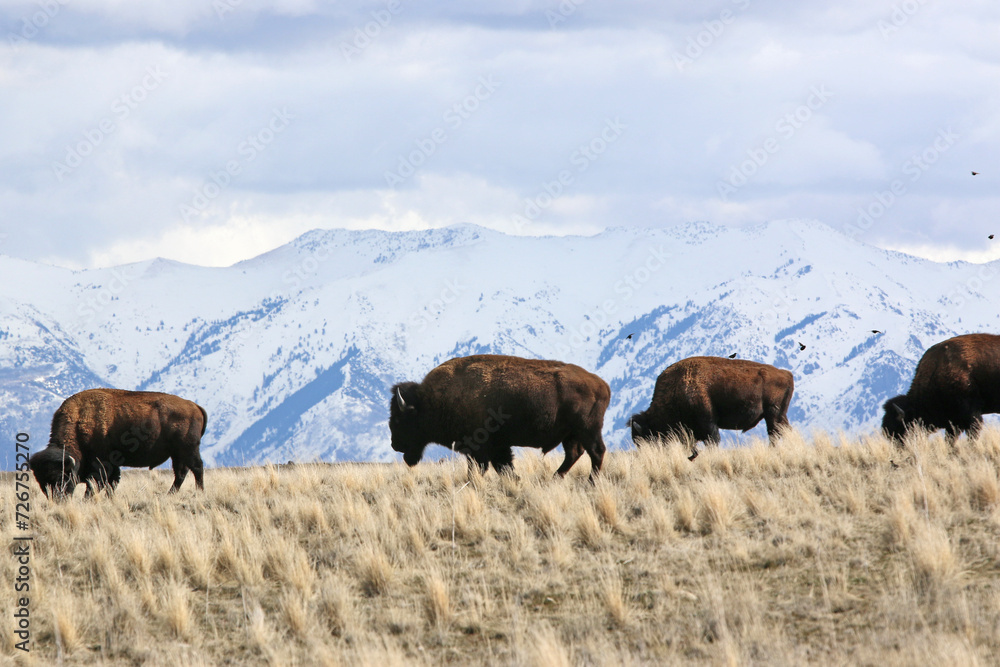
<box><xmin>630</xmin><ymin>357</ymin><xmax>794</xmax><ymax>459</ymax></box>
<box><xmin>882</xmin><ymin>333</ymin><xmax>1000</xmax><ymax>444</ymax></box>
<box><xmin>389</xmin><ymin>354</ymin><xmax>610</xmax><ymax>478</ymax></box>
<box><xmin>29</xmin><ymin>388</ymin><xmax>207</xmax><ymax>499</ymax></box>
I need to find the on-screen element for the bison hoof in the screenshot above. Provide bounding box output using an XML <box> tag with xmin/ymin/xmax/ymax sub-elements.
<box><xmin>687</xmin><ymin>450</ymin><xmax>699</xmax><ymax>462</ymax></box>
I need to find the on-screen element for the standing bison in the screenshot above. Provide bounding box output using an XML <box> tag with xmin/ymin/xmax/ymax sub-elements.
<box><xmin>882</xmin><ymin>333</ymin><xmax>1000</xmax><ymax>444</ymax></box>
<box><xmin>389</xmin><ymin>354</ymin><xmax>610</xmax><ymax>478</ymax></box>
<box><xmin>630</xmin><ymin>357</ymin><xmax>794</xmax><ymax>459</ymax></box>
<box><xmin>29</xmin><ymin>388</ymin><xmax>208</xmax><ymax>499</ymax></box>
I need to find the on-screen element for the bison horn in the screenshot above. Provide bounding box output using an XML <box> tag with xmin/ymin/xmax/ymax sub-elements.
<box><xmin>631</xmin><ymin>419</ymin><xmax>640</xmax><ymax>435</ymax></box>
<box><xmin>66</xmin><ymin>454</ymin><xmax>78</xmax><ymax>471</ymax></box>
<box><xmin>892</xmin><ymin>403</ymin><xmax>905</xmax><ymax>420</ymax></box>
<box><xmin>396</xmin><ymin>387</ymin><xmax>407</xmax><ymax>410</ymax></box>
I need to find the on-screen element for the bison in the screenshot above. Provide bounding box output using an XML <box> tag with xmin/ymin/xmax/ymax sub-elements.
<box><xmin>29</xmin><ymin>388</ymin><xmax>208</xmax><ymax>499</ymax></box>
<box><xmin>882</xmin><ymin>333</ymin><xmax>1000</xmax><ymax>444</ymax></box>
<box><xmin>630</xmin><ymin>356</ymin><xmax>794</xmax><ymax>459</ymax></box>
<box><xmin>389</xmin><ymin>354</ymin><xmax>610</xmax><ymax>478</ymax></box>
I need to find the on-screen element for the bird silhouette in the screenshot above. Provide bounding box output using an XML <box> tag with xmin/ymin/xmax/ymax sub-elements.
<box><xmin>990</xmin><ymin>235</ymin><xmax>995</xmax><ymax>240</ymax></box>
<box><xmin>798</xmin><ymin>342</ymin><xmax>806</xmax><ymax>351</ymax></box>
<box><xmin>728</xmin><ymin>353</ymin><xmax>737</xmax><ymax>359</ymax></box>
<box><xmin>972</xmin><ymin>171</ymin><xmax>979</xmax><ymax>176</ymax></box>
<box><xmin>871</xmin><ymin>329</ymin><xmax>883</xmax><ymax>334</ymax></box>
<box><xmin>626</xmin><ymin>333</ymin><xmax>633</xmax><ymax>340</ymax></box>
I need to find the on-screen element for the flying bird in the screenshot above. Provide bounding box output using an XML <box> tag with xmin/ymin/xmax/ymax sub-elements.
<box><xmin>626</xmin><ymin>333</ymin><xmax>633</xmax><ymax>340</ymax></box>
<box><xmin>871</xmin><ymin>330</ymin><xmax>883</xmax><ymax>334</ymax></box>
<box><xmin>990</xmin><ymin>235</ymin><xmax>995</xmax><ymax>240</ymax></box>
<box><xmin>798</xmin><ymin>342</ymin><xmax>806</xmax><ymax>351</ymax></box>
<box><xmin>972</xmin><ymin>171</ymin><xmax>979</xmax><ymax>176</ymax></box>
<box><xmin>728</xmin><ymin>353</ymin><xmax>737</xmax><ymax>359</ymax></box>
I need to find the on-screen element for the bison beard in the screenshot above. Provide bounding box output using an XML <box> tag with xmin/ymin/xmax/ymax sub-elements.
<box><xmin>29</xmin><ymin>388</ymin><xmax>208</xmax><ymax>499</ymax></box>
<box><xmin>389</xmin><ymin>355</ymin><xmax>610</xmax><ymax>479</ymax></box>
<box><xmin>882</xmin><ymin>333</ymin><xmax>1000</xmax><ymax>445</ymax></box>
<box><xmin>629</xmin><ymin>356</ymin><xmax>794</xmax><ymax>459</ymax></box>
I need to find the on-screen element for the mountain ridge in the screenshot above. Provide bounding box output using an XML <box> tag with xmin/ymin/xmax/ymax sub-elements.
<box><xmin>2</xmin><ymin>219</ymin><xmax>998</xmax><ymax>469</ymax></box>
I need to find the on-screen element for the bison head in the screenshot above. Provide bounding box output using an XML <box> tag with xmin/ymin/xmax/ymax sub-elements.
<box><xmin>629</xmin><ymin>412</ymin><xmax>653</xmax><ymax>446</ymax></box>
<box><xmin>881</xmin><ymin>395</ymin><xmax>911</xmax><ymax>443</ymax></box>
<box><xmin>389</xmin><ymin>382</ymin><xmax>428</xmax><ymax>466</ymax></box>
<box><xmin>28</xmin><ymin>447</ymin><xmax>80</xmax><ymax>499</ymax></box>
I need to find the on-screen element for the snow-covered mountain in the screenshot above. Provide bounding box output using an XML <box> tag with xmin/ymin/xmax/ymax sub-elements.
<box><xmin>2</xmin><ymin>220</ymin><xmax>998</xmax><ymax>469</ymax></box>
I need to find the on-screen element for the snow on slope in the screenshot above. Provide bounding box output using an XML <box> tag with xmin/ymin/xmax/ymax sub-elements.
<box><xmin>1</xmin><ymin>219</ymin><xmax>998</xmax><ymax>469</ymax></box>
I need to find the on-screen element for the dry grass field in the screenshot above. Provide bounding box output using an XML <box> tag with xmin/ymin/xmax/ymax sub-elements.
<box><xmin>3</xmin><ymin>428</ymin><xmax>1000</xmax><ymax>666</ymax></box>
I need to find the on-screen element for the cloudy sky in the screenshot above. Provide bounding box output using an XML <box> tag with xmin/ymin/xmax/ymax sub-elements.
<box><xmin>1</xmin><ymin>0</ymin><xmax>998</xmax><ymax>268</ymax></box>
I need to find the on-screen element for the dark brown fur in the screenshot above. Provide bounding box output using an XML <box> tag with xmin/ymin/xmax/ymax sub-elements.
<box><xmin>29</xmin><ymin>388</ymin><xmax>208</xmax><ymax>498</ymax></box>
<box><xmin>389</xmin><ymin>354</ymin><xmax>610</xmax><ymax>478</ymax></box>
<box><xmin>630</xmin><ymin>357</ymin><xmax>793</xmax><ymax>458</ymax></box>
<box><xmin>882</xmin><ymin>333</ymin><xmax>1000</xmax><ymax>444</ymax></box>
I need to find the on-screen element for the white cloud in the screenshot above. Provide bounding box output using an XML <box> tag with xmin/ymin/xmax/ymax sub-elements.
<box><xmin>0</xmin><ymin>2</ymin><xmax>998</xmax><ymax>268</ymax></box>
<box><xmin>881</xmin><ymin>243</ymin><xmax>1000</xmax><ymax>265</ymax></box>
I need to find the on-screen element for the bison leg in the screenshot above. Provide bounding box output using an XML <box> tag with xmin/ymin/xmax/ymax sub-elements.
<box><xmin>690</xmin><ymin>425</ymin><xmax>720</xmax><ymax>460</ymax></box>
<box><xmin>169</xmin><ymin>459</ymin><xmax>189</xmax><ymax>493</ymax></box>
<box><xmin>188</xmin><ymin>453</ymin><xmax>205</xmax><ymax>490</ymax></box>
<box><xmin>765</xmin><ymin>415</ymin><xmax>789</xmax><ymax>445</ymax></box>
<box><xmin>490</xmin><ymin>448</ymin><xmax>515</xmax><ymax>477</ymax></box>
<box><xmin>584</xmin><ymin>436</ymin><xmax>606</xmax><ymax>480</ymax></box>
<box><xmin>82</xmin><ymin>459</ymin><xmax>118</xmax><ymax>498</ymax></box>
<box><xmin>85</xmin><ymin>475</ymin><xmax>113</xmax><ymax>498</ymax></box>
<box><xmin>688</xmin><ymin>425</ymin><xmax>719</xmax><ymax>461</ymax></box>
<box><xmin>767</xmin><ymin>386</ymin><xmax>794</xmax><ymax>445</ymax></box>
<box><xmin>554</xmin><ymin>440</ymin><xmax>584</xmax><ymax>478</ymax></box>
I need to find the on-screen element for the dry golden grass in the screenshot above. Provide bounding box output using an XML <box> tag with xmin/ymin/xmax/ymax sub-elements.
<box><xmin>4</xmin><ymin>427</ymin><xmax>1000</xmax><ymax>665</ymax></box>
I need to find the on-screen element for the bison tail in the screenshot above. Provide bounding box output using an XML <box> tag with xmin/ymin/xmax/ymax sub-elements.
<box><xmin>197</xmin><ymin>404</ymin><xmax>208</xmax><ymax>436</ymax></box>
